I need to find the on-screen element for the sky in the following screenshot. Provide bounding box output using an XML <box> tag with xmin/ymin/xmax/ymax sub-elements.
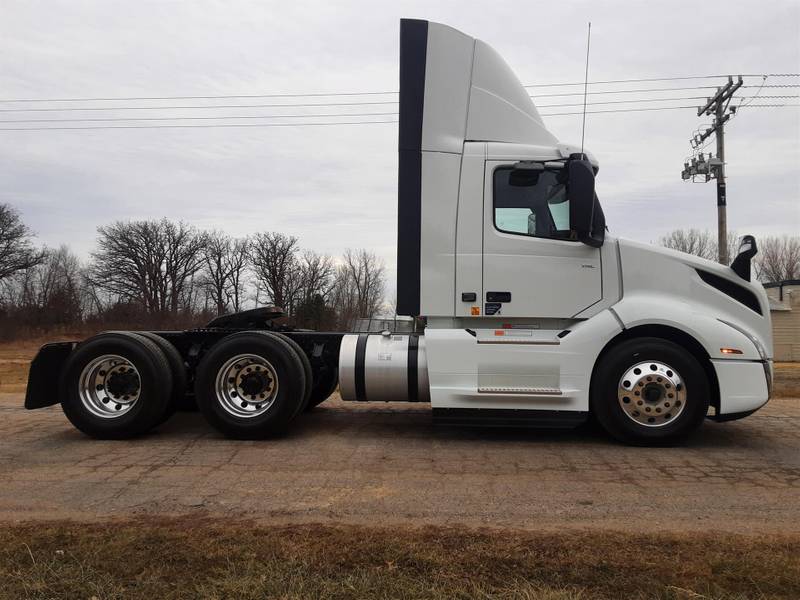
<box><xmin>1</xmin><ymin>0</ymin><xmax>798</xmax><ymax>296</ymax></box>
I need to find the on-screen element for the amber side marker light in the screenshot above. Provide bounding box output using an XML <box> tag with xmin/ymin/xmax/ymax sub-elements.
<box><xmin>720</xmin><ymin>348</ymin><xmax>743</xmax><ymax>355</ymax></box>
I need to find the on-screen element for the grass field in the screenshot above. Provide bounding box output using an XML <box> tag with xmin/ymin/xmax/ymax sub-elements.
<box><xmin>1</xmin><ymin>519</ymin><xmax>798</xmax><ymax>600</ymax></box>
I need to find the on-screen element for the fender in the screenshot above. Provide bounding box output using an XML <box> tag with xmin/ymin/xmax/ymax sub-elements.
<box><xmin>611</xmin><ymin>294</ymin><xmax>762</xmax><ymax>361</ymax></box>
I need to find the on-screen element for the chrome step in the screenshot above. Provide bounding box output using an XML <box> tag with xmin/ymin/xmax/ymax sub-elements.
<box><xmin>477</xmin><ymin>386</ymin><xmax>563</xmax><ymax>395</ymax></box>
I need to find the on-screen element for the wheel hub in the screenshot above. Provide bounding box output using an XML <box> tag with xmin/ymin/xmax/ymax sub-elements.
<box><xmin>215</xmin><ymin>354</ymin><xmax>278</xmax><ymax>418</ymax></box>
<box><xmin>78</xmin><ymin>355</ymin><xmax>142</xmax><ymax>419</ymax></box>
<box><xmin>617</xmin><ymin>361</ymin><xmax>687</xmax><ymax>428</ymax></box>
<box><xmin>642</xmin><ymin>383</ymin><xmax>663</xmax><ymax>403</ymax></box>
<box><xmin>106</xmin><ymin>369</ymin><xmax>141</xmax><ymax>399</ymax></box>
<box><xmin>239</xmin><ymin>371</ymin><xmax>270</xmax><ymax>396</ymax></box>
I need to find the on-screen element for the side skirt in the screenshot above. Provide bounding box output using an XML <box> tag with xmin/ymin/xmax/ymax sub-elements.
<box><xmin>432</xmin><ymin>407</ymin><xmax>588</xmax><ymax>429</ymax></box>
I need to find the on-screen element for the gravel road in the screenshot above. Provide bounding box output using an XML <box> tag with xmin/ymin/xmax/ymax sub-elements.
<box><xmin>1</xmin><ymin>393</ymin><xmax>798</xmax><ymax>533</ymax></box>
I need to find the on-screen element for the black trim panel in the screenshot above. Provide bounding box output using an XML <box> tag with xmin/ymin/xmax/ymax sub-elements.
<box><xmin>407</xmin><ymin>334</ymin><xmax>419</xmax><ymax>402</ymax></box>
<box><xmin>696</xmin><ymin>269</ymin><xmax>762</xmax><ymax>315</ymax></box>
<box><xmin>396</xmin><ymin>19</ymin><xmax>428</xmax><ymax>317</ymax></box>
<box><xmin>432</xmin><ymin>407</ymin><xmax>588</xmax><ymax>429</ymax></box>
<box><xmin>354</xmin><ymin>333</ymin><xmax>369</xmax><ymax>401</ymax></box>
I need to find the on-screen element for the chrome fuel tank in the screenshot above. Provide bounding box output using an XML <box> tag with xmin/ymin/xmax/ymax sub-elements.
<box><xmin>339</xmin><ymin>332</ymin><xmax>430</xmax><ymax>402</ymax></box>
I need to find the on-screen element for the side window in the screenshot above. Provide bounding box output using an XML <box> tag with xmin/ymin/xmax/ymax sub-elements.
<box><xmin>493</xmin><ymin>167</ymin><xmax>571</xmax><ymax>239</ymax></box>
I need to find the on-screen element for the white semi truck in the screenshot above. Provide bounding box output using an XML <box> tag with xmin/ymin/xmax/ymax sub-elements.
<box><xmin>24</xmin><ymin>19</ymin><xmax>773</xmax><ymax>445</ymax></box>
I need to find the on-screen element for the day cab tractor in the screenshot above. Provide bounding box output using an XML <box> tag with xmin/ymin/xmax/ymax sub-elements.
<box><xmin>24</xmin><ymin>19</ymin><xmax>773</xmax><ymax>445</ymax></box>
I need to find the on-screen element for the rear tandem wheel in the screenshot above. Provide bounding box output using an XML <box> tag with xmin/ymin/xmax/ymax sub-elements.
<box><xmin>194</xmin><ymin>331</ymin><xmax>308</xmax><ymax>439</ymax></box>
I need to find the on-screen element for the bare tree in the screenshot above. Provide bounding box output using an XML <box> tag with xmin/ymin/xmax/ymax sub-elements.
<box><xmin>227</xmin><ymin>237</ymin><xmax>250</xmax><ymax>313</ymax></box>
<box><xmin>332</xmin><ymin>249</ymin><xmax>385</xmax><ymax>329</ymax></box>
<box><xmin>294</xmin><ymin>250</ymin><xmax>336</xmax><ymax>328</ymax></box>
<box><xmin>659</xmin><ymin>228</ymin><xmax>740</xmax><ymax>265</ymax></box>
<box><xmin>0</xmin><ymin>245</ymin><xmax>83</xmax><ymax>330</ymax></box>
<box><xmin>201</xmin><ymin>231</ymin><xmax>232</xmax><ymax>316</ymax></box>
<box><xmin>164</xmin><ymin>220</ymin><xmax>207</xmax><ymax>314</ymax></box>
<box><xmin>200</xmin><ymin>231</ymin><xmax>252</xmax><ymax>316</ymax></box>
<box><xmin>755</xmin><ymin>236</ymin><xmax>800</xmax><ymax>283</ymax></box>
<box><xmin>0</xmin><ymin>203</ymin><xmax>45</xmax><ymax>280</ymax></box>
<box><xmin>89</xmin><ymin>219</ymin><xmax>206</xmax><ymax>317</ymax></box>
<box><xmin>250</xmin><ymin>232</ymin><xmax>299</xmax><ymax>311</ymax></box>
<box><xmin>659</xmin><ymin>229</ymin><xmax>717</xmax><ymax>261</ymax></box>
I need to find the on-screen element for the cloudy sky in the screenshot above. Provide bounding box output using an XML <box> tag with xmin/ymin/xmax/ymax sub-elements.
<box><xmin>1</xmin><ymin>0</ymin><xmax>798</xmax><ymax>293</ymax></box>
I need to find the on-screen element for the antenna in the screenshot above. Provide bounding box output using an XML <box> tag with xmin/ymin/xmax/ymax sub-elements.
<box><xmin>580</xmin><ymin>22</ymin><xmax>592</xmax><ymax>158</ymax></box>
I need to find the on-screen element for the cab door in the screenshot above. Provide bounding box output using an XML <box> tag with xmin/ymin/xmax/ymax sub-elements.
<box><xmin>481</xmin><ymin>161</ymin><xmax>602</xmax><ymax>319</ymax></box>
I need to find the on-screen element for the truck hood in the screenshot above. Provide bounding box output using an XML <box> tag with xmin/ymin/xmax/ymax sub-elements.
<box><xmin>615</xmin><ymin>237</ymin><xmax>773</xmax><ymax>359</ymax></box>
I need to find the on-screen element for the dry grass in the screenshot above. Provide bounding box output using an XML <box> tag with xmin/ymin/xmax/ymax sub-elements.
<box><xmin>0</xmin><ymin>519</ymin><xmax>798</xmax><ymax>599</ymax></box>
<box><xmin>0</xmin><ymin>338</ymin><xmax>42</xmax><ymax>393</ymax></box>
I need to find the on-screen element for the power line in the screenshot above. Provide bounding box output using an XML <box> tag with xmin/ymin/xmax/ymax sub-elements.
<box><xmin>2</xmin><ymin>97</ymin><xmax>752</xmax><ymax>124</ymax></box>
<box><xmin>531</xmin><ymin>85</ymin><xmax>724</xmax><ymax>98</ymax></box>
<box><xmin>735</xmin><ymin>103</ymin><xmax>800</xmax><ymax>107</ymax></box>
<box><xmin>0</xmin><ymin>87</ymin><xmax>745</xmax><ymax>113</ymax></box>
<box><xmin>0</xmin><ymin>91</ymin><xmax>400</xmax><ymax>104</ymax></box>
<box><xmin>0</xmin><ymin>100</ymin><xmax>402</xmax><ymax>113</ymax></box>
<box><xmin>525</xmin><ymin>73</ymin><xmax>799</xmax><ymax>88</ymax></box>
<box><xmin>541</xmin><ymin>105</ymin><xmax>694</xmax><ymax>116</ymax></box>
<box><xmin>2</xmin><ymin>74</ymin><xmax>795</xmax><ymax>104</ymax></box>
<box><xmin>0</xmin><ymin>120</ymin><xmax>401</xmax><ymax>131</ymax></box>
<box><xmin>0</xmin><ymin>112</ymin><xmax>399</xmax><ymax>124</ymax></box>
<box><xmin>742</xmin><ymin>84</ymin><xmax>800</xmax><ymax>88</ymax></box>
<box><xmin>539</xmin><ymin>104</ymin><xmax>798</xmax><ymax>116</ymax></box>
<box><xmin>1</xmin><ymin>102</ymin><xmax>794</xmax><ymax>131</ymax></box>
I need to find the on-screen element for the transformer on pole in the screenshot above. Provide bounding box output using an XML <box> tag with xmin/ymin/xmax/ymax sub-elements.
<box><xmin>680</xmin><ymin>76</ymin><xmax>743</xmax><ymax>265</ymax></box>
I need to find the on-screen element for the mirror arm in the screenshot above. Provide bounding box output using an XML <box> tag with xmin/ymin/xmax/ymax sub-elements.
<box><xmin>578</xmin><ymin>233</ymin><xmax>604</xmax><ymax>248</ymax></box>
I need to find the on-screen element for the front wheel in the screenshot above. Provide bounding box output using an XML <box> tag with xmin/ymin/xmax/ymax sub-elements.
<box><xmin>590</xmin><ymin>337</ymin><xmax>710</xmax><ymax>445</ymax></box>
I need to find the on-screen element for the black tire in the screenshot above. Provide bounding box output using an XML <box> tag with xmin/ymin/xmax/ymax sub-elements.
<box><xmin>273</xmin><ymin>333</ymin><xmax>313</xmax><ymax>415</ymax></box>
<box><xmin>60</xmin><ymin>332</ymin><xmax>173</xmax><ymax>439</ymax></box>
<box><xmin>137</xmin><ymin>331</ymin><xmax>187</xmax><ymax>424</ymax></box>
<box><xmin>194</xmin><ymin>331</ymin><xmax>307</xmax><ymax>439</ymax></box>
<box><xmin>306</xmin><ymin>369</ymin><xmax>338</xmax><ymax>410</ymax></box>
<box><xmin>591</xmin><ymin>337</ymin><xmax>710</xmax><ymax>446</ymax></box>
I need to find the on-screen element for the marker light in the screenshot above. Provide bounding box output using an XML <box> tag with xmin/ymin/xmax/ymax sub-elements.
<box><xmin>720</xmin><ymin>348</ymin><xmax>743</xmax><ymax>355</ymax></box>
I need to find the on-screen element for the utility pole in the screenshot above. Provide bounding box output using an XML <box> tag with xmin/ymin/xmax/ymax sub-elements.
<box><xmin>714</xmin><ymin>98</ymin><xmax>728</xmax><ymax>265</ymax></box>
<box><xmin>681</xmin><ymin>76</ymin><xmax>742</xmax><ymax>265</ymax></box>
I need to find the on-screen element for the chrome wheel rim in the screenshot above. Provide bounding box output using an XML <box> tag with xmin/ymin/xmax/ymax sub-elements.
<box><xmin>618</xmin><ymin>361</ymin><xmax>687</xmax><ymax>427</ymax></box>
<box><xmin>78</xmin><ymin>354</ymin><xmax>141</xmax><ymax>419</ymax></box>
<box><xmin>214</xmin><ymin>353</ymin><xmax>278</xmax><ymax>418</ymax></box>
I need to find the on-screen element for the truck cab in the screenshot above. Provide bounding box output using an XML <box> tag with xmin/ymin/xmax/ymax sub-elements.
<box><xmin>341</xmin><ymin>19</ymin><xmax>773</xmax><ymax>443</ymax></box>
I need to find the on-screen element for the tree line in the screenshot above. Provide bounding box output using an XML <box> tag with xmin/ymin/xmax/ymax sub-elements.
<box><xmin>0</xmin><ymin>203</ymin><xmax>385</xmax><ymax>340</ymax></box>
<box><xmin>659</xmin><ymin>228</ymin><xmax>799</xmax><ymax>282</ymax></box>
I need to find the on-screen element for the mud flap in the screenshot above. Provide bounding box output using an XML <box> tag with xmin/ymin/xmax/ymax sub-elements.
<box><xmin>24</xmin><ymin>342</ymin><xmax>75</xmax><ymax>409</ymax></box>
